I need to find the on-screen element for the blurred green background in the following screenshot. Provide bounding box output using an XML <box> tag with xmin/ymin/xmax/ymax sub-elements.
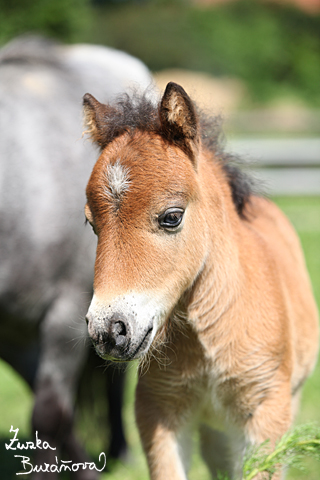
<box><xmin>1</xmin><ymin>0</ymin><xmax>320</xmax><ymax>107</ymax></box>
<box><xmin>1</xmin><ymin>0</ymin><xmax>320</xmax><ymax>478</ymax></box>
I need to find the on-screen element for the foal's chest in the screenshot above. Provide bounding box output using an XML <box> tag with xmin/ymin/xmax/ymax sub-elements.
<box><xmin>181</xmin><ymin>365</ymin><xmax>253</xmax><ymax>435</ymax></box>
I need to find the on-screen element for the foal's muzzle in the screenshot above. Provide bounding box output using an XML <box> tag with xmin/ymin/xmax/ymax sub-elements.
<box><xmin>86</xmin><ymin>311</ymin><xmax>153</xmax><ymax>361</ymax></box>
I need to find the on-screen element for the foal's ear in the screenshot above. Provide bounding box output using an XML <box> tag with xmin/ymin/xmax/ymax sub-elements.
<box><xmin>159</xmin><ymin>82</ymin><xmax>200</xmax><ymax>165</ymax></box>
<box><xmin>83</xmin><ymin>93</ymin><xmax>116</xmax><ymax>148</ymax></box>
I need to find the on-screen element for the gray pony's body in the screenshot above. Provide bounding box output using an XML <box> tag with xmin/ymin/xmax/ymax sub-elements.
<box><xmin>0</xmin><ymin>36</ymin><xmax>152</xmax><ymax>478</ymax></box>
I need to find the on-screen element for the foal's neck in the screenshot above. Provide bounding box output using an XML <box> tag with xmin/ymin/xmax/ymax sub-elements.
<box><xmin>184</xmin><ymin>149</ymin><xmax>244</xmax><ymax>342</ymax></box>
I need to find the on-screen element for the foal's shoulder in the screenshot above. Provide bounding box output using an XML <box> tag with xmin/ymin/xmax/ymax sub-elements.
<box><xmin>248</xmin><ymin>196</ymin><xmax>292</xmax><ymax>230</ymax></box>
<box><xmin>245</xmin><ymin>196</ymin><xmax>303</xmax><ymax>260</ymax></box>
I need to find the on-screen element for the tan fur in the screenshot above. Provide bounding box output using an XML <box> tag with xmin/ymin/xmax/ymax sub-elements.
<box><xmin>84</xmin><ymin>84</ymin><xmax>319</xmax><ymax>480</ymax></box>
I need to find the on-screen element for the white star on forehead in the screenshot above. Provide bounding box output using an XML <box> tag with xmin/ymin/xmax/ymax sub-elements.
<box><xmin>104</xmin><ymin>159</ymin><xmax>130</xmax><ymax>201</ymax></box>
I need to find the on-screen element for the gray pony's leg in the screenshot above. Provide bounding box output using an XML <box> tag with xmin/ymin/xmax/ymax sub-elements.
<box><xmin>31</xmin><ymin>286</ymin><xmax>98</xmax><ymax>480</ymax></box>
<box><xmin>105</xmin><ymin>364</ymin><xmax>127</xmax><ymax>460</ymax></box>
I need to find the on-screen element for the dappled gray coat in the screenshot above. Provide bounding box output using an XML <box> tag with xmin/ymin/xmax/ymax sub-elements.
<box><xmin>0</xmin><ymin>35</ymin><xmax>152</xmax><ymax>479</ymax></box>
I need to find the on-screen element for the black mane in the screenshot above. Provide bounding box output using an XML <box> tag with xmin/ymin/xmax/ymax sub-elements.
<box><xmin>199</xmin><ymin>113</ymin><xmax>258</xmax><ymax>219</ymax></box>
<box><xmin>95</xmin><ymin>90</ymin><xmax>258</xmax><ymax>219</ymax></box>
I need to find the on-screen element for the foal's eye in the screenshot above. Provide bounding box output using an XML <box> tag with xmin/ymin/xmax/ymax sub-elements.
<box><xmin>158</xmin><ymin>208</ymin><xmax>184</xmax><ymax>230</ymax></box>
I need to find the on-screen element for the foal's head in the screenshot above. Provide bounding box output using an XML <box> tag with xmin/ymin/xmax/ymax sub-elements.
<box><xmin>83</xmin><ymin>83</ymin><xmax>250</xmax><ymax>361</ymax></box>
<box><xmin>84</xmin><ymin>83</ymin><xmax>208</xmax><ymax>361</ymax></box>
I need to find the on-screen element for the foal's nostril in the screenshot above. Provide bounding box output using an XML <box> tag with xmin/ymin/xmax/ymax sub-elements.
<box><xmin>111</xmin><ymin>320</ymin><xmax>127</xmax><ymax>347</ymax></box>
<box><xmin>113</xmin><ymin>320</ymin><xmax>126</xmax><ymax>337</ymax></box>
<box><xmin>88</xmin><ymin>313</ymin><xmax>131</xmax><ymax>359</ymax></box>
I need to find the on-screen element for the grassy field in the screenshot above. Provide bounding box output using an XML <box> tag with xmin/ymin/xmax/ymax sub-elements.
<box><xmin>0</xmin><ymin>196</ymin><xmax>319</xmax><ymax>480</ymax></box>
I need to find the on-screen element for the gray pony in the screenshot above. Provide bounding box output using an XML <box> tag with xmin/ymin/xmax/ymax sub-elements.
<box><xmin>0</xmin><ymin>36</ymin><xmax>152</xmax><ymax>479</ymax></box>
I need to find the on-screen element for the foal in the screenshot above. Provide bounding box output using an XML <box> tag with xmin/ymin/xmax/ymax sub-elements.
<box><xmin>83</xmin><ymin>83</ymin><xmax>319</xmax><ymax>479</ymax></box>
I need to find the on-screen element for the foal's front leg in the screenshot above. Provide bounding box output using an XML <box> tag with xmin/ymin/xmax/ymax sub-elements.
<box><xmin>243</xmin><ymin>383</ymin><xmax>293</xmax><ymax>480</ymax></box>
<box><xmin>135</xmin><ymin>380</ymin><xmax>190</xmax><ymax>480</ymax></box>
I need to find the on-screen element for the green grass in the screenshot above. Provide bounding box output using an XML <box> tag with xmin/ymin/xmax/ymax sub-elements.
<box><xmin>0</xmin><ymin>362</ymin><xmax>33</xmax><ymax>479</ymax></box>
<box><xmin>0</xmin><ymin>196</ymin><xmax>319</xmax><ymax>479</ymax></box>
<box><xmin>0</xmin><ymin>363</ymin><xmax>32</xmax><ymax>434</ymax></box>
